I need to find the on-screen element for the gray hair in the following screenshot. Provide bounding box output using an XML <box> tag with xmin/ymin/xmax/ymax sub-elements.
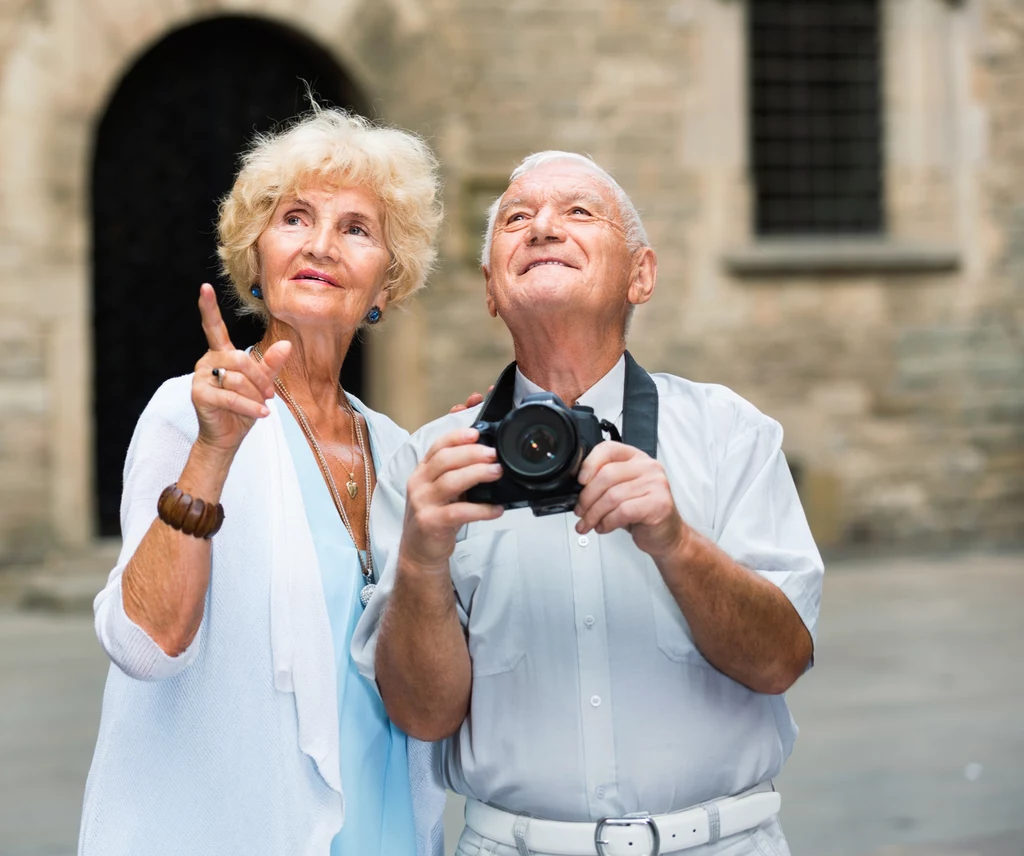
<box><xmin>480</xmin><ymin>151</ymin><xmax>649</xmax><ymax>266</ymax></box>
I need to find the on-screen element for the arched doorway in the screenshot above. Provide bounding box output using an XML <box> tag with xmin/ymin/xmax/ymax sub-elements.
<box><xmin>91</xmin><ymin>17</ymin><xmax>367</xmax><ymax>536</ymax></box>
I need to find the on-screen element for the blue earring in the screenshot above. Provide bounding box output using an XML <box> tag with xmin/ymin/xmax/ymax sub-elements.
<box><xmin>250</xmin><ymin>284</ymin><xmax>263</xmax><ymax>300</ymax></box>
<box><xmin>366</xmin><ymin>305</ymin><xmax>382</xmax><ymax>324</ymax></box>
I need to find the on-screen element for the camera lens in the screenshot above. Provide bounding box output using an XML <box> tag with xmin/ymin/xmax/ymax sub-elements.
<box><xmin>498</xmin><ymin>403</ymin><xmax>577</xmax><ymax>483</ymax></box>
<box><xmin>520</xmin><ymin>426</ymin><xmax>558</xmax><ymax>466</ymax></box>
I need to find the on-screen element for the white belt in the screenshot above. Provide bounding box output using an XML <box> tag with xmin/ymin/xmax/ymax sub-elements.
<box><xmin>464</xmin><ymin>782</ymin><xmax>780</xmax><ymax>856</ymax></box>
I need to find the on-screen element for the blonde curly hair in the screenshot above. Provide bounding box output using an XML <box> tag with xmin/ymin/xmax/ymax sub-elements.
<box><xmin>217</xmin><ymin>106</ymin><xmax>443</xmax><ymax>323</ymax></box>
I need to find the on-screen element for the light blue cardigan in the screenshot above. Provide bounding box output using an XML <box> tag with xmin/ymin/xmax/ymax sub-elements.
<box><xmin>79</xmin><ymin>374</ymin><xmax>445</xmax><ymax>856</ymax></box>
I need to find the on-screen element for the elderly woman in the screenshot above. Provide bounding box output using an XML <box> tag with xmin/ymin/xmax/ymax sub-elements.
<box><xmin>79</xmin><ymin>109</ymin><xmax>447</xmax><ymax>856</ymax></box>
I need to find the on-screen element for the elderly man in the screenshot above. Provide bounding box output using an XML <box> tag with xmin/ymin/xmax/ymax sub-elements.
<box><xmin>353</xmin><ymin>152</ymin><xmax>823</xmax><ymax>856</ymax></box>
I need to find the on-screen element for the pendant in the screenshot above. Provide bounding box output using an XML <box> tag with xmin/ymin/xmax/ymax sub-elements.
<box><xmin>346</xmin><ymin>479</ymin><xmax>358</xmax><ymax>499</ymax></box>
<box><xmin>359</xmin><ymin>582</ymin><xmax>376</xmax><ymax>608</ymax></box>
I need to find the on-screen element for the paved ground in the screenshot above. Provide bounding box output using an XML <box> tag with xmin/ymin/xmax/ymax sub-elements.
<box><xmin>774</xmin><ymin>551</ymin><xmax>1024</xmax><ymax>856</ymax></box>
<box><xmin>0</xmin><ymin>550</ymin><xmax>1021</xmax><ymax>856</ymax></box>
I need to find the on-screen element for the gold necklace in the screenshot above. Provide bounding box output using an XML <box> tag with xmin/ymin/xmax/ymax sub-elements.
<box><xmin>338</xmin><ymin>400</ymin><xmax>361</xmax><ymax>499</ymax></box>
<box><xmin>307</xmin><ymin>394</ymin><xmax>362</xmax><ymax>498</ymax></box>
<box><xmin>252</xmin><ymin>344</ymin><xmax>376</xmax><ymax>605</ymax></box>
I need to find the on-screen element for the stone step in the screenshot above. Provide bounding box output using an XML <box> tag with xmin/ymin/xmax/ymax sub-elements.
<box><xmin>3</xmin><ymin>540</ymin><xmax>121</xmax><ymax>615</ymax></box>
<box><xmin>18</xmin><ymin>571</ymin><xmax>112</xmax><ymax>614</ymax></box>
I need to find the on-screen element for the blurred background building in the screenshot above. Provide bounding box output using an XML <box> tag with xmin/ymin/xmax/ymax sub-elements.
<box><xmin>1</xmin><ymin>0</ymin><xmax>1022</xmax><ymax>570</ymax></box>
<box><xmin>2</xmin><ymin>3</ymin><xmax>1023</xmax><ymax>856</ymax></box>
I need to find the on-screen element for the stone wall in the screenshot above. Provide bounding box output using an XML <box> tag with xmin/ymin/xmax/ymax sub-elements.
<box><xmin>0</xmin><ymin>317</ymin><xmax>50</xmax><ymax>562</ymax></box>
<box><xmin>0</xmin><ymin>0</ymin><xmax>1021</xmax><ymax>563</ymax></box>
<box><xmin>405</xmin><ymin>0</ymin><xmax>1023</xmax><ymax>549</ymax></box>
<box><xmin>415</xmin><ymin>0</ymin><xmax>1023</xmax><ymax>549</ymax></box>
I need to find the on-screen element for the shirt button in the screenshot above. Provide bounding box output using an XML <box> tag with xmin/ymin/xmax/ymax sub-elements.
<box><xmin>595</xmin><ymin>786</ymin><xmax>606</xmax><ymax>799</ymax></box>
<box><xmin>590</xmin><ymin>695</ymin><xmax>601</xmax><ymax>707</ymax></box>
<box><xmin>578</xmin><ymin>535</ymin><xmax>590</xmax><ymax>547</ymax></box>
<box><xmin>584</xmin><ymin>615</ymin><xmax>596</xmax><ymax>628</ymax></box>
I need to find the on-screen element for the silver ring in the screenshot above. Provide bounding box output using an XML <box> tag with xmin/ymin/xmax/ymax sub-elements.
<box><xmin>211</xmin><ymin>368</ymin><xmax>226</xmax><ymax>388</ymax></box>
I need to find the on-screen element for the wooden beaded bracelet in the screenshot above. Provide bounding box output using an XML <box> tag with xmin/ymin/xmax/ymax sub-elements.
<box><xmin>157</xmin><ymin>484</ymin><xmax>225</xmax><ymax>540</ymax></box>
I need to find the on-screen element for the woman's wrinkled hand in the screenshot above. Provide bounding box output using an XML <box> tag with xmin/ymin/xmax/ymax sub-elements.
<box><xmin>191</xmin><ymin>283</ymin><xmax>291</xmax><ymax>457</ymax></box>
<box><xmin>449</xmin><ymin>385</ymin><xmax>495</xmax><ymax>414</ymax></box>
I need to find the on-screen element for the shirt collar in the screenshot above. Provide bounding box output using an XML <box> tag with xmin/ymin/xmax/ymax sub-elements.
<box><xmin>514</xmin><ymin>355</ymin><xmax>626</xmax><ymax>429</ymax></box>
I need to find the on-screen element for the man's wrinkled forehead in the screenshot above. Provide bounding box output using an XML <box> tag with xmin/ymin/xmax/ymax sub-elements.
<box><xmin>497</xmin><ymin>161</ymin><xmax>617</xmax><ymax>216</ymax></box>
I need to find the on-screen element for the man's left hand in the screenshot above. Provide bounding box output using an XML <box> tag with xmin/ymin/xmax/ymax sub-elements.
<box><xmin>574</xmin><ymin>442</ymin><xmax>689</xmax><ymax>561</ymax></box>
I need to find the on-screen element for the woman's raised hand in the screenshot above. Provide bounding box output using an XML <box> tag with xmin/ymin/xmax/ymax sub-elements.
<box><xmin>191</xmin><ymin>283</ymin><xmax>291</xmax><ymax>456</ymax></box>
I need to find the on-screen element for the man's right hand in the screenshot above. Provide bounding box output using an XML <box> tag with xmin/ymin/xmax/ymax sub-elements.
<box><xmin>398</xmin><ymin>428</ymin><xmax>504</xmax><ymax>572</ymax></box>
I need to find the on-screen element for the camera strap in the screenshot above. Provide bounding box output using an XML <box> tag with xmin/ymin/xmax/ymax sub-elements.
<box><xmin>621</xmin><ymin>351</ymin><xmax>659</xmax><ymax>459</ymax></box>
<box><xmin>476</xmin><ymin>350</ymin><xmax>659</xmax><ymax>459</ymax></box>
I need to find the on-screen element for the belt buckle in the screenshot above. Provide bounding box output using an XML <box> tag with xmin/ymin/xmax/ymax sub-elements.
<box><xmin>595</xmin><ymin>812</ymin><xmax>661</xmax><ymax>856</ymax></box>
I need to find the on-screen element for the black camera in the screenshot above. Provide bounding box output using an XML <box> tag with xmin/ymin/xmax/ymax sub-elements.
<box><xmin>465</xmin><ymin>392</ymin><xmax>620</xmax><ymax>516</ymax></box>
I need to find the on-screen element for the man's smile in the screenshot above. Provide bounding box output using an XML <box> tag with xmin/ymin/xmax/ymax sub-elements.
<box><xmin>518</xmin><ymin>257</ymin><xmax>578</xmax><ymax>275</ymax></box>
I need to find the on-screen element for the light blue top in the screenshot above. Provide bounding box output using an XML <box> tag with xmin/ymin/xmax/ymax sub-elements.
<box><xmin>279</xmin><ymin>402</ymin><xmax>417</xmax><ymax>856</ymax></box>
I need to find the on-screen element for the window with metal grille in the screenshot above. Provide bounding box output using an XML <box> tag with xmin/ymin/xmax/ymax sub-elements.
<box><xmin>749</xmin><ymin>0</ymin><xmax>884</xmax><ymax>236</ymax></box>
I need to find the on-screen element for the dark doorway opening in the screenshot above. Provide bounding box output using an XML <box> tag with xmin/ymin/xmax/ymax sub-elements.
<box><xmin>91</xmin><ymin>17</ymin><xmax>366</xmax><ymax>536</ymax></box>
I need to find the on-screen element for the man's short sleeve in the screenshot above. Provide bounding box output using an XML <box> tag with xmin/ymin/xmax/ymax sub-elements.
<box><xmin>713</xmin><ymin>415</ymin><xmax>824</xmax><ymax>652</ymax></box>
<box><xmin>352</xmin><ymin>440</ymin><xmax>414</xmax><ymax>685</ymax></box>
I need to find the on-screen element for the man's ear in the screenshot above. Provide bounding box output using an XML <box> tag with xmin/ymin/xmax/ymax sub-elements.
<box><xmin>627</xmin><ymin>248</ymin><xmax>657</xmax><ymax>307</ymax></box>
<box><xmin>483</xmin><ymin>264</ymin><xmax>498</xmax><ymax>318</ymax></box>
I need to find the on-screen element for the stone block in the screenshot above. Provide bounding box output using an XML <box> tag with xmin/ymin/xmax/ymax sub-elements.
<box><xmin>0</xmin><ymin>379</ymin><xmax>48</xmax><ymax>414</ymax></box>
<box><xmin>798</xmin><ymin>467</ymin><xmax>843</xmax><ymax>549</ymax></box>
<box><xmin>0</xmin><ymin>319</ymin><xmax>44</xmax><ymax>379</ymax></box>
<box><xmin>0</xmin><ymin>517</ymin><xmax>50</xmax><ymax>568</ymax></box>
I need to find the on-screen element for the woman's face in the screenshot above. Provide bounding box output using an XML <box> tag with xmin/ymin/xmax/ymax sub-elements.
<box><xmin>256</xmin><ymin>184</ymin><xmax>390</xmax><ymax>335</ymax></box>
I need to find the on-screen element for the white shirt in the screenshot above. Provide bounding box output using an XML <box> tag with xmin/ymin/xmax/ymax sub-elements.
<box><xmin>353</xmin><ymin>356</ymin><xmax>823</xmax><ymax>822</ymax></box>
<box><xmin>80</xmin><ymin>375</ymin><xmax>445</xmax><ymax>856</ymax></box>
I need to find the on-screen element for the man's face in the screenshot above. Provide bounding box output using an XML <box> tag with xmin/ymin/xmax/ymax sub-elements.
<box><xmin>484</xmin><ymin>161</ymin><xmax>637</xmax><ymax>326</ymax></box>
